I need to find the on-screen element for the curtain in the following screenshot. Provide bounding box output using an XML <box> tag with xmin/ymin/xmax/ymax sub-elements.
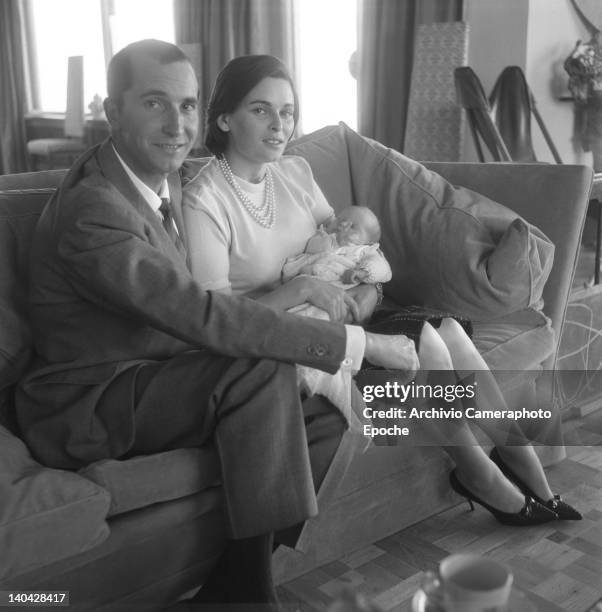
<box><xmin>174</xmin><ymin>0</ymin><xmax>297</xmax><ymax>142</ymax></box>
<box><xmin>0</xmin><ymin>0</ymin><xmax>31</xmax><ymax>174</ymax></box>
<box><xmin>358</xmin><ymin>0</ymin><xmax>462</xmax><ymax>151</ymax></box>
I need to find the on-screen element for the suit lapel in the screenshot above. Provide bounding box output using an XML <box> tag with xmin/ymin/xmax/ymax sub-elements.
<box><xmin>96</xmin><ymin>140</ymin><xmax>157</xmax><ymax>222</ymax></box>
<box><xmin>96</xmin><ymin>140</ymin><xmax>188</xmax><ymax>263</ymax></box>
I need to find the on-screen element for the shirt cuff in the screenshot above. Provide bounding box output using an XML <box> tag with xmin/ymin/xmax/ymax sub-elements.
<box><xmin>342</xmin><ymin>324</ymin><xmax>366</xmax><ymax>372</ymax></box>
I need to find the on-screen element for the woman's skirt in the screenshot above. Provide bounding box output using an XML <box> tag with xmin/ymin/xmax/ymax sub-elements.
<box><xmin>364</xmin><ymin>305</ymin><xmax>473</xmax><ymax>353</ymax></box>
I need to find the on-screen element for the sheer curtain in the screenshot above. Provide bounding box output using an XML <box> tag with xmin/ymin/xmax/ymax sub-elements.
<box><xmin>357</xmin><ymin>0</ymin><xmax>462</xmax><ymax>151</ymax></box>
<box><xmin>0</xmin><ymin>0</ymin><xmax>32</xmax><ymax>174</ymax></box>
<box><xmin>174</xmin><ymin>0</ymin><xmax>297</xmax><ymax>142</ymax></box>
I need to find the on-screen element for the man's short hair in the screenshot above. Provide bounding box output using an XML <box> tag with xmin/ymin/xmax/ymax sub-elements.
<box><xmin>107</xmin><ymin>39</ymin><xmax>194</xmax><ymax>107</ymax></box>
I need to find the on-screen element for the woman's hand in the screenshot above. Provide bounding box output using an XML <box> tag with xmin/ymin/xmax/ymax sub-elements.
<box><xmin>345</xmin><ymin>284</ymin><xmax>378</xmax><ymax>324</ymax></box>
<box><xmin>364</xmin><ymin>333</ymin><xmax>419</xmax><ymax>375</ymax></box>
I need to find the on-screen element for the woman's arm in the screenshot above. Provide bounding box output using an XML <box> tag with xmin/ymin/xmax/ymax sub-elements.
<box><xmin>184</xmin><ymin>196</ymin><xmax>358</xmax><ymax>322</ymax></box>
<box><xmin>183</xmin><ymin>202</ymin><xmax>232</xmax><ymax>292</ymax></box>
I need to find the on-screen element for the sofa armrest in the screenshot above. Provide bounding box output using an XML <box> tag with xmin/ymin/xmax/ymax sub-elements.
<box><xmin>422</xmin><ymin>162</ymin><xmax>593</xmax><ymax>370</ymax></box>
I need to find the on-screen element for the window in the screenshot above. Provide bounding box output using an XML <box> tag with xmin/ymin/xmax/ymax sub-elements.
<box><xmin>297</xmin><ymin>0</ymin><xmax>358</xmax><ymax>132</ymax></box>
<box><xmin>29</xmin><ymin>0</ymin><xmax>174</xmax><ymax>112</ymax></box>
<box><xmin>28</xmin><ymin>0</ymin><xmax>357</xmax><ymax>130</ymax></box>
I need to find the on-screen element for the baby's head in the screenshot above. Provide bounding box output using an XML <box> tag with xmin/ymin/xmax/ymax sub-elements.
<box><xmin>325</xmin><ymin>206</ymin><xmax>381</xmax><ymax>246</ymax></box>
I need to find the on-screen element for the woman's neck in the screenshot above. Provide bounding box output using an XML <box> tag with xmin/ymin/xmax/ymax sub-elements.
<box><xmin>222</xmin><ymin>153</ymin><xmax>267</xmax><ymax>184</ymax></box>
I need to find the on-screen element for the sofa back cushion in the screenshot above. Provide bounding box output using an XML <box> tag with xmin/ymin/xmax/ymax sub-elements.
<box><xmin>0</xmin><ymin>171</ymin><xmax>66</xmax><ymax>429</ymax></box>
<box><xmin>286</xmin><ymin>123</ymin><xmax>554</xmax><ymax>322</ymax></box>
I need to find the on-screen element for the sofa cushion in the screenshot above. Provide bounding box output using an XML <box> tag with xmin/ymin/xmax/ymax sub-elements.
<box><xmin>286</xmin><ymin>126</ymin><xmax>354</xmax><ymax>211</ymax></box>
<box><xmin>0</xmin><ymin>424</ymin><xmax>111</xmax><ymax>581</ymax></box>
<box><xmin>79</xmin><ymin>446</ymin><xmax>220</xmax><ymax>517</ymax></box>
<box><xmin>286</xmin><ymin>123</ymin><xmax>555</xmax><ymax>322</ymax></box>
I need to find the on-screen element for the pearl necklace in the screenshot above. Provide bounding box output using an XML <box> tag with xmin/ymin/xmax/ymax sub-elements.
<box><xmin>217</xmin><ymin>155</ymin><xmax>275</xmax><ymax>229</ymax></box>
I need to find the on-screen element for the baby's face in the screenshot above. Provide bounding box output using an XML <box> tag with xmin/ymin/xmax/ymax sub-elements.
<box><xmin>326</xmin><ymin>209</ymin><xmax>377</xmax><ymax>246</ymax></box>
<box><xmin>335</xmin><ymin>222</ymin><xmax>372</xmax><ymax>246</ymax></box>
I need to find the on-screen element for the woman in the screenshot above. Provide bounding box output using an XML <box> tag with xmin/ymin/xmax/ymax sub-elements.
<box><xmin>183</xmin><ymin>54</ymin><xmax>580</xmax><ymax>525</ymax></box>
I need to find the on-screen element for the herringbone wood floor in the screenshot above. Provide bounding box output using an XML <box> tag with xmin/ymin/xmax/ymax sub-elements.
<box><xmin>276</xmin><ymin>409</ymin><xmax>602</xmax><ymax>612</ymax></box>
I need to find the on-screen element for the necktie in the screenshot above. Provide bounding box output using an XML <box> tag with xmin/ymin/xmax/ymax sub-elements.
<box><xmin>159</xmin><ymin>198</ymin><xmax>185</xmax><ymax>256</ymax></box>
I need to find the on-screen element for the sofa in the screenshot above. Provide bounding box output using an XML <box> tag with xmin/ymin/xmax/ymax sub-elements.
<box><xmin>0</xmin><ymin>123</ymin><xmax>593</xmax><ymax>608</ymax></box>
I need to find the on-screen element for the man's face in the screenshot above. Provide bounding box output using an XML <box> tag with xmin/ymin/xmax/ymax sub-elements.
<box><xmin>106</xmin><ymin>56</ymin><xmax>199</xmax><ymax>191</ymax></box>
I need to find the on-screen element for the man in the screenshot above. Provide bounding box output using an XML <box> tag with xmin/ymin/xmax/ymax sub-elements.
<box><xmin>16</xmin><ymin>40</ymin><xmax>416</xmax><ymax>607</ymax></box>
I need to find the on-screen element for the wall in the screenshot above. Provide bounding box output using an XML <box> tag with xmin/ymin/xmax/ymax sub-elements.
<box><xmin>465</xmin><ymin>0</ymin><xmax>529</xmax><ymax>87</ymax></box>
<box><xmin>463</xmin><ymin>0</ymin><xmax>591</xmax><ymax>165</ymax></box>
<box><xmin>526</xmin><ymin>0</ymin><xmax>590</xmax><ymax>164</ymax></box>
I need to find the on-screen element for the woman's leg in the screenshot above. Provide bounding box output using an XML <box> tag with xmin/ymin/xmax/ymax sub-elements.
<box><xmin>435</xmin><ymin>318</ymin><xmax>554</xmax><ymax>502</ymax></box>
<box><xmin>417</xmin><ymin>322</ymin><xmax>527</xmax><ymax>513</ymax></box>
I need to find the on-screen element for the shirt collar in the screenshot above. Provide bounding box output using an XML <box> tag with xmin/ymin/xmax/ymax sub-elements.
<box><xmin>111</xmin><ymin>143</ymin><xmax>170</xmax><ymax>214</ymax></box>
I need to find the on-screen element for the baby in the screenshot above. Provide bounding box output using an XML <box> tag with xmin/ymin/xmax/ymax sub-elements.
<box><xmin>282</xmin><ymin>205</ymin><xmax>392</xmax><ymax>290</ymax></box>
<box><xmin>283</xmin><ymin>206</ymin><xmax>393</xmax><ymax>434</ymax></box>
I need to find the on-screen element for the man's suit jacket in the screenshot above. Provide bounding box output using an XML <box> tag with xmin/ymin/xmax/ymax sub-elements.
<box><xmin>16</xmin><ymin>140</ymin><xmax>347</xmax><ymax>468</ymax></box>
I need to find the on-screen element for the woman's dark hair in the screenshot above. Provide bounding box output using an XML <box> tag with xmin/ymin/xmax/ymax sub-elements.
<box><xmin>107</xmin><ymin>39</ymin><xmax>194</xmax><ymax>108</ymax></box>
<box><xmin>205</xmin><ymin>54</ymin><xmax>299</xmax><ymax>155</ymax></box>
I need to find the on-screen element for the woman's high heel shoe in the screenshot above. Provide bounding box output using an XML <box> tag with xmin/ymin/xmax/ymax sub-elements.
<box><xmin>449</xmin><ymin>469</ymin><xmax>558</xmax><ymax>526</ymax></box>
<box><xmin>489</xmin><ymin>448</ymin><xmax>582</xmax><ymax>521</ymax></box>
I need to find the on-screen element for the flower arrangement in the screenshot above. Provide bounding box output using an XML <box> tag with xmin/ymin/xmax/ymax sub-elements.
<box><xmin>564</xmin><ymin>32</ymin><xmax>602</xmax><ymax>103</ymax></box>
<box><xmin>564</xmin><ymin>32</ymin><xmax>602</xmax><ymax>161</ymax></box>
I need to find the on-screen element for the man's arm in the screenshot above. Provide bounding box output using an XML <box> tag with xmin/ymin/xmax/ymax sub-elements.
<box><xmin>53</xmin><ymin>192</ymin><xmax>347</xmax><ymax>374</ymax></box>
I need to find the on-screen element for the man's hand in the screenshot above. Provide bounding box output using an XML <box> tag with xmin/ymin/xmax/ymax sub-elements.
<box><xmin>364</xmin><ymin>332</ymin><xmax>419</xmax><ymax>375</ymax></box>
<box><xmin>302</xmin><ymin>277</ymin><xmax>360</xmax><ymax>323</ymax></box>
<box><xmin>345</xmin><ymin>284</ymin><xmax>378</xmax><ymax>324</ymax></box>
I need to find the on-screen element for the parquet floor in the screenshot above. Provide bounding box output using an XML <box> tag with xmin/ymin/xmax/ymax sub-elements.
<box><xmin>276</xmin><ymin>409</ymin><xmax>602</xmax><ymax>612</ymax></box>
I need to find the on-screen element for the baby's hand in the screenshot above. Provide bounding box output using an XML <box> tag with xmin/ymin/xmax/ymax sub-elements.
<box><xmin>342</xmin><ymin>267</ymin><xmax>370</xmax><ymax>285</ymax></box>
<box><xmin>305</xmin><ymin>228</ymin><xmax>336</xmax><ymax>254</ymax></box>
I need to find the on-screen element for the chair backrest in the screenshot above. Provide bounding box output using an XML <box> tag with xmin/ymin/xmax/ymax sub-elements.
<box><xmin>403</xmin><ymin>21</ymin><xmax>469</xmax><ymax>161</ymax></box>
<box><xmin>489</xmin><ymin>66</ymin><xmax>562</xmax><ymax>164</ymax></box>
<box><xmin>454</xmin><ymin>66</ymin><xmax>512</xmax><ymax>162</ymax></box>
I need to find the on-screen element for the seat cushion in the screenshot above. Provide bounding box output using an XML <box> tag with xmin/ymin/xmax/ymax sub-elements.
<box><xmin>473</xmin><ymin>307</ymin><xmax>555</xmax><ymax>394</ymax></box>
<box><xmin>79</xmin><ymin>446</ymin><xmax>221</xmax><ymax>517</ymax></box>
<box><xmin>287</xmin><ymin>123</ymin><xmax>555</xmax><ymax>322</ymax></box>
<box><xmin>0</xmin><ymin>424</ymin><xmax>111</xmax><ymax>582</ymax></box>
<box><xmin>473</xmin><ymin>308</ymin><xmax>554</xmax><ymax>371</ymax></box>
<box><xmin>3</xmin><ymin>489</ymin><xmax>226</xmax><ymax>610</ymax></box>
